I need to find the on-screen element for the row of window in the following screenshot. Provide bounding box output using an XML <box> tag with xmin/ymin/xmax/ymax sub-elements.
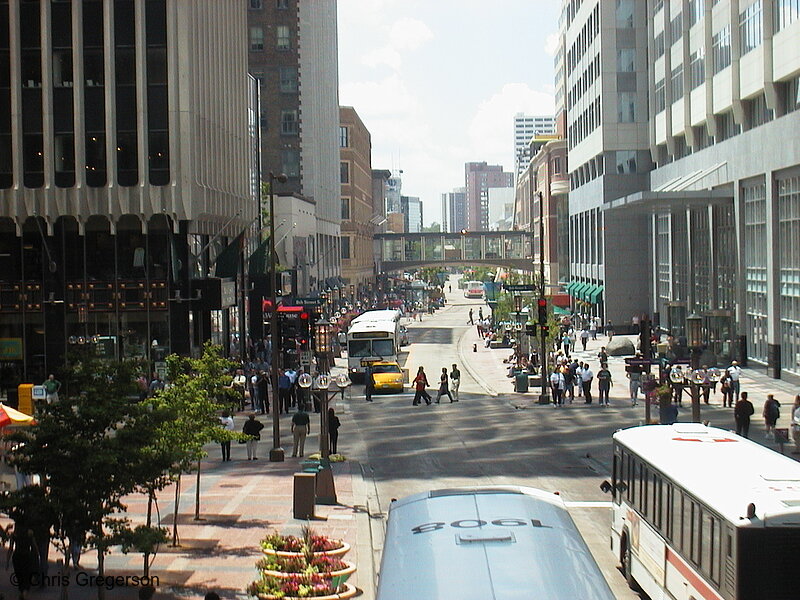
<box><xmin>250</xmin><ymin>25</ymin><xmax>291</xmax><ymax>51</ymax></box>
<box><xmin>775</xmin><ymin>0</ymin><xmax>800</xmax><ymax>31</ymax></box>
<box><xmin>616</xmin><ymin>448</ymin><xmax>728</xmax><ymax>589</ymax></box>
<box><xmin>569</xmin><ymin>152</ymin><xmax>603</xmax><ymax>191</ymax></box>
<box><xmin>565</xmin><ymin>3</ymin><xmax>598</xmax><ymax>74</ymax></box>
<box><xmin>568</xmin><ymin>97</ymin><xmax>600</xmax><ymax>150</ymax></box>
<box><xmin>251</xmin><ymin>67</ymin><xmax>298</xmax><ymax>94</ymax></box>
<box><xmin>249</xmin><ymin>0</ymin><xmax>289</xmax><ymax>10</ymax></box>
<box><xmin>567</xmin><ymin>53</ymin><xmax>599</xmax><ymax>111</ymax></box>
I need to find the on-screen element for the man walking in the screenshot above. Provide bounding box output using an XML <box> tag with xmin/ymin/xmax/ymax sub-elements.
<box><xmin>627</xmin><ymin>358</ymin><xmax>642</xmax><ymax>406</ymax></box>
<box><xmin>436</xmin><ymin>367</ymin><xmax>454</xmax><ymax>403</ymax></box>
<box><xmin>291</xmin><ymin>406</ymin><xmax>311</xmax><ymax>457</ymax></box>
<box><xmin>450</xmin><ymin>364</ymin><xmax>461</xmax><ymax>402</ymax></box>
<box><xmin>468</xmin><ymin>308</ymin><xmax>474</xmax><ymax>325</ymax></box>
<box><xmin>726</xmin><ymin>360</ymin><xmax>742</xmax><ymax>401</ymax></box>
<box><xmin>734</xmin><ymin>391</ymin><xmax>754</xmax><ymax>438</ymax></box>
<box><xmin>412</xmin><ymin>367</ymin><xmax>431</xmax><ymax>406</ymax></box>
<box><xmin>581</xmin><ymin>363</ymin><xmax>594</xmax><ymax>404</ymax></box>
<box><xmin>580</xmin><ymin>328</ymin><xmax>589</xmax><ymax>351</ymax></box>
<box><xmin>550</xmin><ymin>368</ymin><xmax>565</xmax><ymax>407</ymax></box>
<box><xmin>242</xmin><ymin>414</ymin><xmax>264</xmax><ymax>460</ymax></box>
<box><xmin>278</xmin><ymin>369</ymin><xmax>292</xmax><ymax>414</ymax></box>
<box><xmin>364</xmin><ymin>364</ymin><xmax>374</xmax><ymax>403</ymax></box>
<box><xmin>597</xmin><ymin>363</ymin><xmax>612</xmax><ymax>406</ymax></box>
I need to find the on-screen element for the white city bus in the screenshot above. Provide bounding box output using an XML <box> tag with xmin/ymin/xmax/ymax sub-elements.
<box><xmin>346</xmin><ymin>318</ymin><xmax>399</xmax><ymax>379</ymax></box>
<box><xmin>464</xmin><ymin>280</ymin><xmax>484</xmax><ymax>298</ymax></box>
<box><xmin>604</xmin><ymin>424</ymin><xmax>800</xmax><ymax>600</ymax></box>
<box><xmin>350</xmin><ymin>309</ymin><xmax>402</xmax><ymax>325</ymax></box>
<box><xmin>376</xmin><ymin>486</ymin><xmax>616</xmax><ymax>600</ymax></box>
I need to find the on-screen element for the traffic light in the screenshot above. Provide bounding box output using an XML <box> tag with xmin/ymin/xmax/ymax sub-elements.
<box><xmin>537</xmin><ymin>298</ymin><xmax>548</xmax><ymax>325</ymax></box>
<box><xmin>277</xmin><ymin>307</ymin><xmax>309</xmax><ymax>369</ymax></box>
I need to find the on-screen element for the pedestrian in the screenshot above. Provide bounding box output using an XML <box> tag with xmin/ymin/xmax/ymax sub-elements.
<box><xmin>232</xmin><ymin>368</ymin><xmax>247</xmax><ymax>411</ymax></box>
<box><xmin>580</xmin><ymin>328</ymin><xmax>589</xmax><ymax>351</ymax></box>
<box><xmin>257</xmin><ymin>371</ymin><xmax>269</xmax><ymax>414</ymax></box>
<box><xmin>478</xmin><ymin>307</ymin><xmax>483</xmax><ymax>320</ymax></box>
<box><xmin>597</xmin><ymin>362</ymin><xmax>612</xmax><ymax>406</ymax></box>
<box><xmin>291</xmin><ymin>406</ymin><xmax>311</xmax><ymax>457</ymax></box>
<box><xmin>726</xmin><ymin>360</ymin><xmax>742</xmax><ymax>401</ymax></box>
<box><xmin>148</xmin><ymin>372</ymin><xmax>165</xmax><ymax>397</ymax></box>
<box><xmin>763</xmin><ymin>394</ymin><xmax>781</xmax><ymax>439</ymax></box>
<box><xmin>581</xmin><ymin>362</ymin><xmax>594</xmax><ymax>404</ymax></box>
<box><xmin>42</xmin><ymin>373</ymin><xmax>61</xmax><ymax>403</ymax></box>
<box><xmin>589</xmin><ymin>319</ymin><xmax>597</xmax><ymax>340</ymax></box>
<box><xmin>719</xmin><ymin>372</ymin><xmax>733</xmax><ymax>408</ymax></box>
<box><xmin>468</xmin><ymin>308</ymin><xmax>474</xmax><ymax>325</ymax></box>
<box><xmin>278</xmin><ymin>369</ymin><xmax>292</xmax><ymax>414</ymax></box>
<box><xmin>665</xmin><ymin>402</ymin><xmax>679</xmax><ymax>425</ymax></box>
<box><xmin>734</xmin><ymin>391</ymin><xmax>755</xmax><ymax>438</ymax></box>
<box><xmin>412</xmin><ymin>367</ymin><xmax>431</xmax><ymax>406</ymax></box>
<box><xmin>250</xmin><ymin>371</ymin><xmax>262</xmax><ymax>413</ymax></box>
<box><xmin>242</xmin><ymin>413</ymin><xmax>264</xmax><ymax>460</ymax></box>
<box><xmin>219</xmin><ymin>411</ymin><xmax>234</xmax><ymax>461</ymax></box>
<box><xmin>605</xmin><ymin>320</ymin><xmax>614</xmax><ymax>341</ymax></box>
<box><xmin>550</xmin><ymin>369</ymin><xmax>565</xmax><ymax>407</ymax></box>
<box><xmin>364</xmin><ymin>364</ymin><xmax>374</xmax><ymax>403</ymax></box>
<box><xmin>448</xmin><ymin>284</ymin><xmax>452</xmax><ymax>292</ymax></box>
<box><xmin>700</xmin><ymin>366</ymin><xmax>712</xmax><ymax>404</ymax></box>
<box><xmin>626</xmin><ymin>358</ymin><xmax>642</xmax><ymax>406</ymax></box>
<box><xmin>328</xmin><ymin>408</ymin><xmax>341</xmax><ymax>454</ymax></box>
<box><xmin>791</xmin><ymin>395</ymin><xmax>800</xmax><ymax>455</ymax></box>
<box><xmin>563</xmin><ymin>362</ymin><xmax>575</xmax><ymax>402</ymax></box>
<box><xmin>285</xmin><ymin>367</ymin><xmax>298</xmax><ymax>407</ymax></box>
<box><xmin>597</xmin><ymin>347</ymin><xmax>608</xmax><ymax>364</ymax></box>
<box><xmin>450</xmin><ymin>363</ymin><xmax>461</xmax><ymax>401</ymax></box>
<box><xmin>562</xmin><ymin>332</ymin><xmax>571</xmax><ymax>357</ymax></box>
<box><xmin>436</xmin><ymin>367</ymin><xmax>454</xmax><ymax>403</ymax></box>
<box><xmin>10</xmin><ymin>528</ymin><xmax>39</xmax><ymax>600</ymax></box>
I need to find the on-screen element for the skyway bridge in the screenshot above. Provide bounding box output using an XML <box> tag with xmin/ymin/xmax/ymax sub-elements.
<box><xmin>375</xmin><ymin>231</ymin><xmax>533</xmax><ymax>272</ymax></box>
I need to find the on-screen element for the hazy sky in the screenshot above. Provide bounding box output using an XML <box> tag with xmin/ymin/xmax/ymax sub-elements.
<box><xmin>338</xmin><ymin>0</ymin><xmax>561</xmax><ymax>226</ymax></box>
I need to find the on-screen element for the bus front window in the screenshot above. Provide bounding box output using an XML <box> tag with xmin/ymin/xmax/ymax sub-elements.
<box><xmin>348</xmin><ymin>340</ymin><xmax>371</xmax><ymax>357</ymax></box>
<box><xmin>372</xmin><ymin>339</ymin><xmax>394</xmax><ymax>358</ymax></box>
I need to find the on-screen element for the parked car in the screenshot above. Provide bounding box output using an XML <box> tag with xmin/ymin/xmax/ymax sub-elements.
<box><xmin>370</xmin><ymin>361</ymin><xmax>405</xmax><ymax>393</ymax></box>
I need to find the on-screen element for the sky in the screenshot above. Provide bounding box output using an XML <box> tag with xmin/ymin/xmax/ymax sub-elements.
<box><xmin>337</xmin><ymin>0</ymin><xmax>561</xmax><ymax>227</ymax></box>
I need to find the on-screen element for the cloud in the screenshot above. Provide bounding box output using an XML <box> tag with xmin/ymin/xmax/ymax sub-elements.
<box><xmin>544</xmin><ymin>32</ymin><xmax>560</xmax><ymax>56</ymax></box>
<box><xmin>359</xmin><ymin>17</ymin><xmax>433</xmax><ymax>70</ymax></box>
<box><xmin>340</xmin><ymin>74</ymin><xmax>419</xmax><ymax>118</ymax></box>
<box><xmin>468</xmin><ymin>83</ymin><xmax>556</xmax><ymax>167</ymax></box>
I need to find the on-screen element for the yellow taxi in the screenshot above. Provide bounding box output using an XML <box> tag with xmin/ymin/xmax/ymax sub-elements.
<box><xmin>368</xmin><ymin>361</ymin><xmax>405</xmax><ymax>393</ymax></box>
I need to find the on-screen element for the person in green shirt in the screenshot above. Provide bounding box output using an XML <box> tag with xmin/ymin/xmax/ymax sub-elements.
<box><xmin>42</xmin><ymin>374</ymin><xmax>61</xmax><ymax>403</ymax></box>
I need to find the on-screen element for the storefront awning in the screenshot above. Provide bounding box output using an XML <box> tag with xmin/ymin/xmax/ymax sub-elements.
<box><xmin>587</xmin><ymin>284</ymin><xmax>604</xmax><ymax>304</ymax></box>
<box><xmin>573</xmin><ymin>282</ymin><xmax>589</xmax><ymax>300</ymax></box>
<box><xmin>553</xmin><ymin>306</ymin><xmax>571</xmax><ymax>316</ymax></box>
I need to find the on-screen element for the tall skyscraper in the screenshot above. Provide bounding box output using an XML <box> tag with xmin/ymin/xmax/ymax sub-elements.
<box><xmin>401</xmin><ymin>196</ymin><xmax>423</xmax><ymax>233</ymax></box>
<box><xmin>441</xmin><ymin>187</ymin><xmax>467</xmax><ymax>233</ymax></box>
<box><xmin>464</xmin><ymin>162</ymin><xmax>514</xmax><ymax>231</ymax></box>
<box><xmin>248</xmin><ymin>0</ymin><xmax>341</xmax><ymax>289</ymax></box>
<box><xmin>514</xmin><ymin>113</ymin><xmax>556</xmax><ymax>178</ymax></box>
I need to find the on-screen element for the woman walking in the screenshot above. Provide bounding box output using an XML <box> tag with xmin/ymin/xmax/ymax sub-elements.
<box><xmin>412</xmin><ymin>367</ymin><xmax>431</xmax><ymax>406</ymax></box>
<box><xmin>328</xmin><ymin>408</ymin><xmax>341</xmax><ymax>454</ymax></box>
<box><xmin>436</xmin><ymin>367</ymin><xmax>454</xmax><ymax>403</ymax></box>
<box><xmin>763</xmin><ymin>394</ymin><xmax>781</xmax><ymax>439</ymax></box>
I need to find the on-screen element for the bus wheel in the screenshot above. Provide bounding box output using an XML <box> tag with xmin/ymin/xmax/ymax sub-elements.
<box><xmin>620</xmin><ymin>534</ymin><xmax>638</xmax><ymax>591</ymax></box>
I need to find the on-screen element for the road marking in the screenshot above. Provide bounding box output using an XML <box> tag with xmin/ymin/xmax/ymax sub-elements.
<box><xmin>563</xmin><ymin>501</ymin><xmax>613</xmax><ymax>508</ymax></box>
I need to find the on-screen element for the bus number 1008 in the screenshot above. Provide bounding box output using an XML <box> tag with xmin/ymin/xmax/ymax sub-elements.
<box><xmin>412</xmin><ymin>519</ymin><xmax>551</xmax><ymax>534</ymax></box>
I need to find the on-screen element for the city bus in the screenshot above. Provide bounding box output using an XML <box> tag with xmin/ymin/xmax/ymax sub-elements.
<box><xmin>376</xmin><ymin>486</ymin><xmax>616</xmax><ymax>600</ymax></box>
<box><xmin>602</xmin><ymin>424</ymin><xmax>800</xmax><ymax>600</ymax></box>
<box><xmin>346</xmin><ymin>318</ymin><xmax>399</xmax><ymax>380</ymax></box>
<box><xmin>350</xmin><ymin>309</ymin><xmax>402</xmax><ymax>325</ymax></box>
<box><xmin>464</xmin><ymin>280</ymin><xmax>484</xmax><ymax>298</ymax></box>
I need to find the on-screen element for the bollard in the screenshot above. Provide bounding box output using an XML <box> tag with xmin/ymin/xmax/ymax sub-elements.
<box><xmin>473</xmin><ymin>344</ymin><xmax>477</xmax><ymax>352</ymax></box>
<box><xmin>293</xmin><ymin>472</ymin><xmax>316</xmax><ymax>519</ymax></box>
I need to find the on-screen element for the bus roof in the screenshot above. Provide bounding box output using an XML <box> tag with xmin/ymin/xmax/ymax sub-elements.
<box><xmin>376</xmin><ymin>486</ymin><xmax>615</xmax><ymax>600</ymax></box>
<box><xmin>351</xmin><ymin>309</ymin><xmax>401</xmax><ymax>324</ymax></box>
<box><xmin>614</xmin><ymin>424</ymin><xmax>800</xmax><ymax>525</ymax></box>
<box><xmin>347</xmin><ymin>319</ymin><xmax>397</xmax><ymax>335</ymax></box>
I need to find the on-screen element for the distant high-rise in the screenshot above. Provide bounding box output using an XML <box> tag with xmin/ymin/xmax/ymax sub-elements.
<box><xmin>386</xmin><ymin>173</ymin><xmax>402</xmax><ymax>213</ymax></box>
<box><xmin>514</xmin><ymin>113</ymin><xmax>556</xmax><ymax>177</ymax></box>
<box><xmin>464</xmin><ymin>163</ymin><xmax>514</xmax><ymax>231</ymax></box>
<box><xmin>401</xmin><ymin>196</ymin><xmax>422</xmax><ymax>233</ymax></box>
<box><xmin>441</xmin><ymin>188</ymin><xmax>467</xmax><ymax>233</ymax></box>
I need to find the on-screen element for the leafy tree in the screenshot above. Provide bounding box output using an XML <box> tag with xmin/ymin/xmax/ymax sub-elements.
<box><xmin>421</xmin><ymin>222</ymin><xmax>441</xmax><ymax>232</ymax></box>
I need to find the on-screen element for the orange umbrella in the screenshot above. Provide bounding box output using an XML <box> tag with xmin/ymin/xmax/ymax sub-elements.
<box><xmin>0</xmin><ymin>403</ymin><xmax>35</xmax><ymax>428</ymax></box>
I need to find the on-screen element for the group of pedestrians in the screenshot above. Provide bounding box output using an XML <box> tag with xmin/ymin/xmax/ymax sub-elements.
<box><xmin>412</xmin><ymin>365</ymin><xmax>461</xmax><ymax>405</ymax></box>
<box><xmin>548</xmin><ymin>359</ymin><xmax>601</xmax><ymax>406</ymax></box>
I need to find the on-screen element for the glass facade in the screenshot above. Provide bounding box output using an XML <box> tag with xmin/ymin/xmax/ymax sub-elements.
<box><xmin>672</xmin><ymin>211</ymin><xmax>689</xmax><ymax>302</ymax></box>
<box><xmin>690</xmin><ymin>208</ymin><xmax>711</xmax><ymax>311</ymax></box>
<box><xmin>712</xmin><ymin>203</ymin><xmax>737</xmax><ymax>310</ymax></box>
<box><xmin>656</xmin><ymin>213</ymin><xmax>671</xmax><ymax>315</ymax></box>
<box><xmin>778</xmin><ymin>175</ymin><xmax>800</xmax><ymax>375</ymax></box>
<box><xmin>743</xmin><ymin>182</ymin><xmax>768</xmax><ymax>363</ymax></box>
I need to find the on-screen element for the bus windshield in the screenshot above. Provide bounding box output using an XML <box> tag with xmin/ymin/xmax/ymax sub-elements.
<box><xmin>348</xmin><ymin>340</ymin><xmax>372</xmax><ymax>357</ymax></box>
<box><xmin>348</xmin><ymin>338</ymin><xmax>394</xmax><ymax>358</ymax></box>
<box><xmin>372</xmin><ymin>339</ymin><xmax>394</xmax><ymax>358</ymax></box>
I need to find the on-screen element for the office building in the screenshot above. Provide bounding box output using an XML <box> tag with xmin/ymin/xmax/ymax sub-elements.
<box><xmin>464</xmin><ymin>162</ymin><xmax>514</xmax><ymax>231</ymax></box>
<box><xmin>0</xmin><ymin>0</ymin><xmax>257</xmax><ymax>379</ymax></box>
<box><xmin>401</xmin><ymin>196</ymin><xmax>422</xmax><ymax>233</ymax></box>
<box><xmin>514</xmin><ymin>113</ymin><xmax>557</xmax><ymax>178</ymax></box>
<box><xmin>441</xmin><ymin>187</ymin><xmax>467</xmax><ymax>234</ymax></box>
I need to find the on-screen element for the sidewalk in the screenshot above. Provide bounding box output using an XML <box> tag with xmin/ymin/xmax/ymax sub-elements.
<box><xmin>0</xmin><ymin>381</ymin><xmax>373</xmax><ymax>600</ymax></box>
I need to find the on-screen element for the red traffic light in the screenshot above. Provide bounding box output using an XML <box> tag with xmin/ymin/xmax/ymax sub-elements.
<box><xmin>300</xmin><ymin>311</ymin><xmax>309</xmax><ymax>320</ymax></box>
<box><xmin>537</xmin><ymin>298</ymin><xmax>547</xmax><ymax>308</ymax></box>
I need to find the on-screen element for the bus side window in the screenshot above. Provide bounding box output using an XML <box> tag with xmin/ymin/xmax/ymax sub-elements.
<box><xmin>664</xmin><ymin>483</ymin><xmax>673</xmax><ymax>540</ymax></box>
<box><xmin>710</xmin><ymin>516</ymin><xmax>721</xmax><ymax>585</ymax></box>
<box><xmin>682</xmin><ymin>494</ymin><xmax>692</xmax><ymax>558</ymax></box>
<box><xmin>628</xmin><ymin>455</ymin><xmax>635</xmax><ymax>504</ymax></box>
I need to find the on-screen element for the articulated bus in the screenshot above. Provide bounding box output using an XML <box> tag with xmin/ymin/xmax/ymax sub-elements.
<box><xmin>376</xmin><ymin>486</ymin><xmax>616</xmax><ymax>600</ymax></box>
<box><xmin>604</xmin><ymin>424</ymin><xmax>800</xmax><ymax>600</ymax></box>
<box><xmin>464</xmin><ymin>280</ymin><xmax>484</xmax><ymax>298</ymax></box>
<box><xmin>346</xmin><ymin>318</ymin><xmax>399</xmax><ymax>380</ymax></box>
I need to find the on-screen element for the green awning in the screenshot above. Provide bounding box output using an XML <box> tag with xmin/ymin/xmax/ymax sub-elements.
<box><xmin>574</xmin><ymin>282</ymin><xmax>589</xmax><ymax>300</ymax></box>
<box><xmin>214</xmin><ymin>231</ymin><xmax>245</xmax><ymax>279</ymax></box>
<box><xmin>553</xmin><ymin>306</ymin><xmax>571</xmax><ymax>316</ymax></box>
<box><xmin>567</xmin><ymin>281</ymin><xmax>582</xmax><ymax>298</ymax></box>
<box><xmin>588</xmin><ymin>284</ymin><xmax>604</xmax><ymax>304</ymax></box>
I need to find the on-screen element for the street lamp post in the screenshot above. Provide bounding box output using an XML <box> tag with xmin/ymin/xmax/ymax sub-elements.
<box><xmin>268</xmin><ymin>171</ymin><xmax>288</xmax><ymax>463</ymax></box>
<box><xmin>535</xmin><ymin>191</ymin><xmax>550</xmax><ymax>405</ymax></box>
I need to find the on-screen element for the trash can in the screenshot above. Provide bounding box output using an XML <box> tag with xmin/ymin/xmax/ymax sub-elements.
<box><xmin>515</xmin><ymin>373</ymin><xmax>528</xmax><ymax>393</ymax></box>
<box><xmin>293</xmin><ymin>473</ymin><xmax>316</xmax><ymax>519</ymax></box>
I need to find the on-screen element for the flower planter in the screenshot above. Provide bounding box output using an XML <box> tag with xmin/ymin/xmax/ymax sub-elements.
<box><xmin>259</xmin><ymin>560</ymin><xmax>356</xmax><ymax>586</ymax></box>
<box><xmin>261</xmin><ymin>540</ymin><xmax>351</xmax><ymax>559</ymax></box>
<box><xmin>255</xmin><ymin>582</ymin><xmax>357</xmax><ymax>600</ymax></box>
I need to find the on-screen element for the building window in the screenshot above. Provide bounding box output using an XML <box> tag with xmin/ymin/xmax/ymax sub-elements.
<box><xmin>775</xmin><ymin>0</ymin><xmax>800</xmax><ymax>31</ymax></box>
<box><xmin>615</xmin><ymin>150</ymin><xmax>637</xmax><ymax>174</ymax></box>
<box><xmin>712</xmin><ymin>26</ymin><xmax>731</xmax><ymax>74</ymax></box>
<box><xmin>249</xmin><ymin>0</ymin><xmax>263</xmax><ymax>8</ymax></box>
<box><xmin>616</xmin><ymin>48</ymin><xmax>635</xmax><ymax>72</ymax></box>
<box><xmin>249</xmin><ymin>27</ymin><xmax>264</xmax><ymax>51</ymax></box>
<box><xmin>655</xmin><ymin>78</ymin><xmax>666</xmax><ymax>113</ymax></box>
<box><xmin>739</xmin><ymin>1</ymin><xmax>763</xmax><ymax>55</ymax></box>
<box><xmin>616</xmin><ymin>0</ymin><xmax>634</xmax><ymax>27</ymax></box>
<box><xmin>671</xmin><ymin>64</ymin><xmax>684</xmax><ymax>103</ymax></box>
<box><xmin>341</xmin><ymin>236</ymin><xmax>351</xmax><ymax>260</ymax></box>
<box><xmin>688</xmin><ymin>0</ymin><xmax>704</xmax><ymax>27</ymax></box>
<box><xmin>277</xmin><ymin>0</ymin><xmax>289</xmax><ymax>8</ymax></box>
<box><xmin>341</xmin><ymin>197</ymin><xmax>351</xmax><ymax>220</ymax></box>
<box><xmin>744</xmin><ymin>182</ymin><xmax>768</xmax><ymax>363</ymax></box>
<box><xmin>339</xmin><ymin>126</ymin><xmax>349</xmax><ymax>148</ymax></box>
<box><xmin>654</xmin><ymin>31</ymin><xmax>665</xmax><ymax>59</ymax></box>
<box><xmin>618</xmin><ymin>92</ymin><xmax>636</xmax><ymax>122</ymax></box>
<box><xmin>277</xmin><ymin>25</ymin><xmax>291</xmax><ymax>50</ymax></box>
<box><xmin>690</xmin><ymin>48</ymin><xmax>705</xmax><ymax>90</ymax></box>
<box><xmin>279</xmin><ymin>66</ymin><xmax>297</xmax><ymax>92</ymax></box>
<box><xmin>746</xmin><ymin>93</ymin><xmax>773</xmax><ymax>129</ymax></box>
<box><xmin>552</xmin><ymin>157</ymin><xmax>562</xmax><ymax>175</ymax></box>
<box><xmin>340</xmin><ymin>161</ymin><xmax>349</xmax><ymax>184</ymax></box>
<box><xmin>782</xmin><ymin>76</ymin><xmax>800</xmax><ymax>115</ymax></box>
<box><xmin>281</xmin><ymin>149</ymin><xmax>300</xmax><ymax>178</ymax></box>
<box><xmin>670</xmin><ymin>12</ymin><xmax>683</xmax><ymax>46</ymax></box>
<box><xmin>778</xmin><ymin>175</ymin><xmax>800</xmax><ymax>375</ymax></box>
<box><xmin>280</xmin><ymin>110</ymin><xmax>298</xmax><ymax>135</ymax></box>
<box><xmin>716</xmin><ymin>110</ymin><xmax>741</xmax><ymax>141</ymax></box>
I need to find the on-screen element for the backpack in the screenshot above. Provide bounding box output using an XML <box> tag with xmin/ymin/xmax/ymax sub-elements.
<box><xmin>768</xmin><ymin>401</ymin><xmax>780</xmax><ymax>420</ymax></box>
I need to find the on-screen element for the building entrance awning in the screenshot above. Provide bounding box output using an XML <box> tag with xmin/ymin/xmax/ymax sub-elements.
<box><xmin>587</xmin><ymin>284</ymin><xmax>604</xmax><ymax>304</ymax></box>
<box><xmin>603</xmin><ymin>189</ymin><xmax>733</xmax><ymax>214</ymax></box>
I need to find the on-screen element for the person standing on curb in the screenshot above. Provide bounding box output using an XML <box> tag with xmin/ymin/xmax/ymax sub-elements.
<box><xmin>734</xmin><ymin>392</ymin><xmax>754</xmax><ymax>438</ymax></box>
<box><xmin>550</xmin><ymin>368</ymin><xmax>565</xmax><ymax>407</ymax></box>
<box><xmin>763</xmin><ymin>394</ymin><xmax>781</xmax><ymax>439</ymax></box>
<box><xmin>450</xmin><ymin>364</ymin><xmax>461</xmax><ymax>402</ymax></box>
<box><xmin>597</xmin><ymin>363</ymin><xmax>612</xmax><ymax>406</ymax></box>
<box><xmin>242</xmin><ymin>413</ymin><xmax>264</xmax><ymax>460</ymax></box>
<box><xmin>791</xmin><ymin>395</ymin><xmax>800</xmax><ymax>455</ymax></box>
<box><xmin>412</xmin><ymin>367</ymin><xmax>431</xmax><ymax>406</ymax></box>
<box><xmin>219</xmin><ymin>411</ymin><xmax>234</xmax><ymax>462</ymax></box>
<box><xmin>436</xmin><ymin>367</ymin><xmax>454</xmax><ymax>403</ymax></box>
<box><xmin>291</xmin><ymin>406</ymin><xmax>310</xmax><ymax>457</ymax></box>
<box><xmin>328</xmin><ymin>408</ymin><xmax>341</xmax><ymax>454</ymax></box>
<box><xmin>364</xmin><ymin>364</ymin><xmax>374</xmax><ymax>403</ymax></box>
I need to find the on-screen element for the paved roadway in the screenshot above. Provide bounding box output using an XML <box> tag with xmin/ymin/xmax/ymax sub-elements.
<box><xmin>341</xmin><ymin>277</ymin><xmax>641</xmax><ymax>599</ymax></box>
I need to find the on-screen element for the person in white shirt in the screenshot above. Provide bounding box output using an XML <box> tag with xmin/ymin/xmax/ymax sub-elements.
<box><xmin>589</xmin><ymin>319</ymin><xmax>597</xmax><ymax>340</ymax></box>
<box><xmin>219</xmin><ymin>411</ymin><xmax>234</xmax><ymax>462</ymax></box>
<box><xmin>550</xmin><ymin>369</ymin><xmax>565</xmax><ymax>407</ymax></box>
<box><xmin>581</xmin><ymin>363</ymin><xmax>594</xmax><ymax>404</ymax></box>
<box><xmin>580</xmin><ymin>328</ymin><xmax>590</xmax><ymax>351</ymax></box>
<box><xmin>726</xmin><ymin>361</ymin><xmax>742</xmax><ymax>400</ymax></box>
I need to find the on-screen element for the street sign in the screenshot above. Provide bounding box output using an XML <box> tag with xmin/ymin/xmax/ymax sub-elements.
<box><xmin>294</xmin><ymin>297</ymin><xmax>323</xmax><ymax>307</ymax></box>
<box><xmin>503</xmin><ymin>284</ymin><xmax>536</xmax><ymax>292</ymax></box>
<box><xmin>300</xmin><ymin>350</ymin><xmax>313</xmax><ymax>365</ymax></box>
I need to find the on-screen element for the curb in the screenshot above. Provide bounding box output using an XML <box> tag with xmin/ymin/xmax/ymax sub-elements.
<box><xmin>457</xmin><ymin>327</ymin><xmax>498</xmax><ymax>397</ymax></box>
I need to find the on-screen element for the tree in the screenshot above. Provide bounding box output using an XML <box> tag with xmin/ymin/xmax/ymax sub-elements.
<box><xmin>151</xmin><ymin>342</ymin><xmax>238</xmax><ymax>545</ymax></box>
<box><xmin>421</xmin><ymin>222</ymin><xmax>441</xmax><ymax>232</ymax></box>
